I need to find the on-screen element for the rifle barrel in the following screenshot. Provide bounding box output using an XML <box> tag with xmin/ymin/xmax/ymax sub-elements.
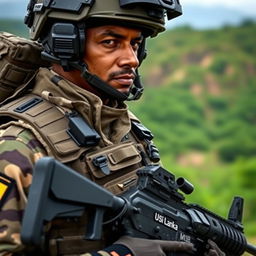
<box><xmin>247</xmin><ymin>243</ymin><xmax>256</xmax><ymax>255</ymax></box>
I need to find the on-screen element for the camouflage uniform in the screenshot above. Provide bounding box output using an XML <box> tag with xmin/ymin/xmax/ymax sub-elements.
<box><xmin>0</xmin><ymin>68</ymin><xmax>153</xmax><ymax>256</ymax></box>
<box><xmin>0</xmin><ymin>128</ymin><xmax>46</xmax><ymax>255</ymax></box>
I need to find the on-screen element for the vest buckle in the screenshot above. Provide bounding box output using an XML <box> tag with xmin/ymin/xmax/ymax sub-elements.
<box><xmin>93</xmin><ymin>155</ymin><xmax>110</xmax><ymax>175</ymax></box>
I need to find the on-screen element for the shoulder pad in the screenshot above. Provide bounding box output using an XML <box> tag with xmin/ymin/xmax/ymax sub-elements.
<box><xmin>0</xmin><ymin>94</ymin><xmax>88</xmax><ymax>163</ymax></box>
<box><xmin>0</xmin><ymin>32</ymin><xmax>50</xmax><ymax>103</ymax></box>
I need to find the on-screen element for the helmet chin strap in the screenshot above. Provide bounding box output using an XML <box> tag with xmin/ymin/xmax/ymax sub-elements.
<box><xmin>70</xmin><ymin>61</ymin><xmax>128</xmax><ymax>101</ymax></box>
<box><xmin>41</xmin><ymin>51</ymin><xmax>144</xmax><ymax>102</ymax></box>
<box><xmin>70</xmin><ymin>61</ymin><xmax>144</xmax><ymax>101</ymax></box>
<box><xmin>77</xmin><ymin>61</ymin><xmax>144</xmax><ymax>101</ymax></box>
<box><xmin>127</xmin><ymin>71</ymin><xmax>144</xmax><ymax>101</ymax></box>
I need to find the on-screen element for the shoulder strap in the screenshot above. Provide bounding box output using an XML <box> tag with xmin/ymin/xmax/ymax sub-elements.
<box><xmin>0</xmin><ymin>94</ymin><xmax>88</xmax><ymax>163</ymax></box>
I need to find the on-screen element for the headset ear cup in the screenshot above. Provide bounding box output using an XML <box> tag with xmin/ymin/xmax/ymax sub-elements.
<box><xmin>142</xmin><ymin>49</ymin><xmax>147</xmax><ymax>61</ymax></box>
<box><xmin>77</xmin><ymin>23</ymin><xmax>86</xmax><ymax>59</ymax></box>
<box><xmin>41</xmin><ymin>22</ymin><xmax>86</xmax><ymax>70</ymax></box>
<box><xmin>138</xmin><ymin>39</ymin><xmax>147</xmax><ymax>66</ymax></box>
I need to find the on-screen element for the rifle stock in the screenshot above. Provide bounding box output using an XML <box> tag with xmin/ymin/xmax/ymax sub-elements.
<box><xmin>21</xmin><ymin>157</ymin><xmax>256</xmax><ymax>255</ymax></box>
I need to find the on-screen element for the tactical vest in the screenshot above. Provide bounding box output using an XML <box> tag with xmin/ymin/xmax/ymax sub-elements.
<box><xmin>0</xmin><ymin>93</ymin><xmax>160</xmax><ymax>256</ymax></box>
<box><xmin>0</xmin><ymin>31</ymin><xmax>160</xmax><ymax>256</ymax></box>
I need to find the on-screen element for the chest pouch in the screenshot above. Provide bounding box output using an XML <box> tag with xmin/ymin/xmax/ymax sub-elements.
<box><xmin>86</xmin><ymin>141</ymin><xmax>142</xmax><ymax>194</ymax></box>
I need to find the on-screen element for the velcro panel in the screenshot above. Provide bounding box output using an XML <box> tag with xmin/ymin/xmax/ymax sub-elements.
<box><xmin>0</xmin><ymin>63</ymin><xmax>32</xmax><ymax>88</ymax></box>
<box><xmin>55</xmin><ymin>140</ymin><xmax>81</xmax><ymax>155</ymax></box>
<box><xmin>34</xmin><ymin>111</ymin><xmax>64</xmax><ymax>128</ymax></box>
<box><xmin>47</xmin><ymin>130</ymin><xmax>71</xmax><ymax>144</ymax></box>
<box><xmin>108</xmin><ymin>144</ymin><xmax>139</xmax><ymax>164</ymax></box>
<box><xmin>26</xmin><ymin>102</ymin><xmax>53</xmax><ymax>117</ymax></box>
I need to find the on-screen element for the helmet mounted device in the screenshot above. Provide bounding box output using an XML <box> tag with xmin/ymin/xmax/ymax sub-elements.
<box><xmin>25</xmin><ymin>0</ymin><xmax>182</xmax><ymax>101</ymax></box>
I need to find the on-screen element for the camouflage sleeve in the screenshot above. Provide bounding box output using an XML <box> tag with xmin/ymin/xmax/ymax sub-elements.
<box><xmin>0</xmin><ymin>125</ymin><xmax>47</xmax><ymax>255</ymax></box>
<box><xmin>0</xmin><ymin>125</ymin><xmax>132</xmax><ymax>256</ymax></box>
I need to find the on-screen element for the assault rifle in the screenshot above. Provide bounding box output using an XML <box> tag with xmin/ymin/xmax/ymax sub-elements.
<box><xmin>21</xmin><ymin>157</ymin><xmax>256</xmax><ymax>255</ymax></box>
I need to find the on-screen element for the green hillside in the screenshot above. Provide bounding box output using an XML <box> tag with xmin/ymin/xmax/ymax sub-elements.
<box><xmin>129</xmin><ymin>22</ymin><xmax>256</xmax><ymax>240</ymax></box>
<box><xmin>134</xmin><ymin>22</ymin><xmax>256</xmax><ymax>161</ymax></box>
<box><xmin>1</xmin><ymin>19</ymin><xmax>256</xmax><ymax>243</ymax></box>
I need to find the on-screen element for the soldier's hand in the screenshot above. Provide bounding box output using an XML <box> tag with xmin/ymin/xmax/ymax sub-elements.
<box><xmin>204</xmin><ymin>240</ymin><xmax>226</xmax><ymax>256</ymax></box>
<box><xmin>114</xmin><ymin>236</ymin><xmax>196</xmax><ymax>256</ymax></box>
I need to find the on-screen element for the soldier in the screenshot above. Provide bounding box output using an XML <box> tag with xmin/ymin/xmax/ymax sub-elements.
<box><xmin>0</xmin><ymin>0</ymin><xmax>225</xmax><ymax>255</ymax></box>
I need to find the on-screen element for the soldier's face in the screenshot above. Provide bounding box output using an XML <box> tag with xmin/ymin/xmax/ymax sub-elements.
<box><xmin>84</xmin><ymin>25</ymin><xmax>143</xmax><ymax>94</ymax></box>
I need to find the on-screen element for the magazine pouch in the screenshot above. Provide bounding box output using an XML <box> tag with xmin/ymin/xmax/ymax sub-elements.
<box><xmin>86</xmin><ymin>141</ymin><xmax>142</xmax><ymax>194</ymax></box>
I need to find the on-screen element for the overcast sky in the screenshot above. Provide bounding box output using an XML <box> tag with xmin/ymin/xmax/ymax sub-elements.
<box><xmin>182</xmin><ymin>0</ymin><xmax>256</xmax><ymax>15</ymax></box>
<box><xmin>0</xmin><ymin>0</ymin><xmax>255</xmax><ymax>29</ymax></box>
<box><xmin>0</xmin><ymin>0</ymin><xmax>255</xmax><ymax>15</ymax></box>
<box><xmin>0</xmin><ymin>0</ymin><xmax>255</xmax><ymax>12</ymax></box>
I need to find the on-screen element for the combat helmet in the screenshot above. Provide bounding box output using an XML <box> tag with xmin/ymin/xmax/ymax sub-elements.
<box><xmin>25</xmin><ymin>0</ymin><xmax>182</xmax><ymax>101</ymax></box>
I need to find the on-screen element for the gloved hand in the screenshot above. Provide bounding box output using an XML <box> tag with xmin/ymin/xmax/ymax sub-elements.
<box><xmin>204</xmin><ymin>240</ymin><xmax>226</xmax><ymax>256</ymax></box>
<box><xmin>114</xmin><ymin>236</ymin><xmax>196</xmax><ymax>256</ymax></box>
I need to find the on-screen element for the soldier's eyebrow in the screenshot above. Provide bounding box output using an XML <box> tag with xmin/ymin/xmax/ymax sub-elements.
<box><xmin>100</xmin><ymin>29</ymin><xmax>143</xmax><ymax>41</ymax></box>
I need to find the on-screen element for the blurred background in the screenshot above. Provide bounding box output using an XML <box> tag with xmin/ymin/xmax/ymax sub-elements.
<box><xmin>1</xmin><ymin>0</ymin><xmax>256</xmax><ymax>252</ymax></box>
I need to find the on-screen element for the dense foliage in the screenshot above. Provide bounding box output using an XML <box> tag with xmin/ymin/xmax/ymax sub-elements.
<box><xmin>1</xmin><ymin>19</ymin><xmax>256</xmax><ymax>243</ymax></box>
<box><xmin>129</xmin><ymin>22</ymin><xmax>256</xmax><ymax>240</ymax></box>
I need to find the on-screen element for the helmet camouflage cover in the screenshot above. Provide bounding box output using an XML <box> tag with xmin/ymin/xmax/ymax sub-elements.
<box><xmin>25</xmin><ymin>0</ymin><xmax>182</xmax><ymax>40</ymax></box>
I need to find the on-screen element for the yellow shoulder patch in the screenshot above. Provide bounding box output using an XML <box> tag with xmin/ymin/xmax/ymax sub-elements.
<box><xmin>0</xmin><ymin>173</ymin><xmax>15</xmax><ymax>208</ymax></box>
